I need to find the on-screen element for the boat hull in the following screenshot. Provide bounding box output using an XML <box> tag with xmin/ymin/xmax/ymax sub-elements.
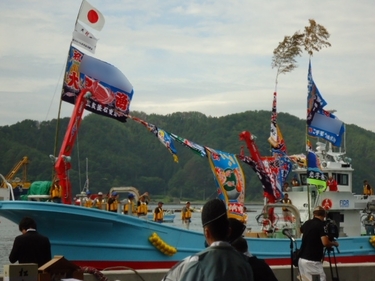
<box><xmin>0</xmin><ymin>201</ymin><xmax>374</xmax><ymax>270</ymax></box>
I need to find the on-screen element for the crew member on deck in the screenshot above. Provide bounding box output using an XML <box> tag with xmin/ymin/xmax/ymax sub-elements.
<box><xmin>136</xmin><ymin>192</ymin><xmax>149</xmax><ymax>216</ymax></box>
<box><xmin>50</xmin><ymin>179</ymin><xmax>62</xmax><ymax>203</ymax></box>
<box><xmin>281</xmin><ymin>193</ymin><xmax>293</xmax><ymax>223</ymax></box>
<box><xmin>83</xmin><ymin>191</ymin><xmax>93</xmax><ymax>208</ymax></box>
<box><xmin>107</xmin><ymin>192</ymin><xmax>119</xmax><ymax>212</ymax></box>
<box><xmin>364</xmin><ymin>180</ymin><xmax>373</xmax><ymax>198</ymax></box>
<box><xmin>363</xmin><ymin>212</ymin><xmax>375</xmax><ymax>235</ymax></box>
<box><xmin>327</xmin><ymin>176</ymin><xmax>338</xmax><ymax>192</ymax></box>
<box><xmin>291</xmin><ymin>175</ymin><xmax>300</xmax><ymax>187</ymax></box>
<box><xmin>93</xmin><ymin>192</ymin><xmax>105</xmax><ymax>209</ymax></box>
<box><xmin>154</xmin><ymin>201</ymin><xmax>164</xmax><ymax>223</ymax></box>
<box><xmin>283</xmin><ymin>182</ymin><xmax>291</xmax><ymax>192</ymax></box>
<box><xmin>124</xmin><ymin>193</ymin><xmax>136</xmax><ymax>215</ymax></box>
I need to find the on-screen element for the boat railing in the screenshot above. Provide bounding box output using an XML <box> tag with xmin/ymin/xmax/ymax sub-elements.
<box><xmin>0</xmin><ymin>173</ymin><xmax>15</xmax><ymax>200</ymax></box>
<box><xmin>264</xmin><ymin>203</ymin><xmax>302</xmax><ymax>238</ymax></box>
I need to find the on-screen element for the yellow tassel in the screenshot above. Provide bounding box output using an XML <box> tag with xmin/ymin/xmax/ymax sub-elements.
<box><xmin>149</xmin><ymin>232</ymin><xmax>177</xmax><ymax>256</ymax></box>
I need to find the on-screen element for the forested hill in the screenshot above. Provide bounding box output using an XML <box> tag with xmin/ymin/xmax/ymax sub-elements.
<box><xmin>1</xmin><ymin>110</ymin><xmax>374</xmax><ymax>201</ymax></box>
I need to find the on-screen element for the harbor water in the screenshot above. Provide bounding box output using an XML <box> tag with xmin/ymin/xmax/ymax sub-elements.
<box><xmin>0</xmin><ymin>204</ymin><xmax>263</xmax><ymax>273</ymax></box>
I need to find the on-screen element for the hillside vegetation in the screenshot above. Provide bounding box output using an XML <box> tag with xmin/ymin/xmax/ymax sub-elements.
<box><xmin>1</xmin><ymin>110</ymin><xmax>374</xmax><ymax>201</ymax></box>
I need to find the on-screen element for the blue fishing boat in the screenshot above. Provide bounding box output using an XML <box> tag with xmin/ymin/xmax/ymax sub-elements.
<box><xmin>1</xmin><ymin>1</ymin><xmax>375</xmax><ymax>271</ymax></box>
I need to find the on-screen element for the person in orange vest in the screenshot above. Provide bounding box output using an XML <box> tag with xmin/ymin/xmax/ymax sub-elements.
<box><xmin>50</xmin><ymin>180</ymin><xmax>62</xmax><ymax>203</ymax></box>
<box><xmin>124</xmin><ymin>193</ymin><xmax>137</xmax><ymax>215</ymax></box>
<box><xmin>93</xmin><ymin>192</ymin><xmax>105</xmax><ymax>209</ymax></box>
<box><xmin>181</xmin><ymin>201</ymin><xmax>192</xmax><ymax>229</ymax></box>
<box><xmin>281</xmin><ymin>193</ymin><xmax>293</xmax><ymax>222</ymax></box>
<box><xmin>136</xmin><ymin>192</ymin><xmax>149</xmax><ymax>216</ymax></box>
<box><xmin>107</xmin><ymin>192</ymin><xmax>119</xmax><ymax>212</ymax></box>
<box><xmin>291</xmin><ymin>175</ymin><xmax>300</xmax><ymax>187</ymax></box>
<box><xmin>83</xmin><ymin>191</ymin><xmax>93</xmax><ymax>208</ymax></box>
<box><xmin>154</xmin><ymin>201</ymin><xmax>164</xmax><ymax>223</ymax></box>
<box><xmin>363</xmin><ymin>180</ymin><xmax>373</xmax><ymax>198</ymax></box>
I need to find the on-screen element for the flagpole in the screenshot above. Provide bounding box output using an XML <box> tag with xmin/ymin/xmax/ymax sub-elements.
<box><xmin>52</xmin><ymin>0</ymin><xmax>84</xmax><ymax>171</ymax></box>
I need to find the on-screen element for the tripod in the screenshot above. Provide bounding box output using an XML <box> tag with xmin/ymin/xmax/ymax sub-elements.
<box><xmin>283</xmin><ymin>228</ymin><xmax>297</xmax><ymax>281</ymax></box>
<box><xmin>324</xmin><ymin>246</ymin><xmax>340</xmax><ymax>281</ymax></box>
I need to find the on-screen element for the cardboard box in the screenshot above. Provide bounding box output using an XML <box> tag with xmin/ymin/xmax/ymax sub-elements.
<box><xmin>38</xmin><ymin>256</ymin><xmax>83</xmax><ymax>281</ymax></box>
<box><xmin>4</xmin><ymin>264</ymin><xmax>38</xmax><ymax>281</ymax></box>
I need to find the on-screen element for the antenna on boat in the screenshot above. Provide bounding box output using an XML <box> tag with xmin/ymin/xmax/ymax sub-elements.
<box><xmin>82</xmin><ymin>158</ymin><xmax>89</xmax><ymax>193</ymax></box>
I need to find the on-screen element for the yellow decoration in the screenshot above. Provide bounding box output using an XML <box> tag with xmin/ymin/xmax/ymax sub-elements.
<box><xmin>369</xmin><ymin>236</ymin><xmax>375</xmax><ymax>247</ymax></box>
<box><xmin>148</xmin><ymin>232</ymin><xmax>177</xmax><ymax>256</ymax></box>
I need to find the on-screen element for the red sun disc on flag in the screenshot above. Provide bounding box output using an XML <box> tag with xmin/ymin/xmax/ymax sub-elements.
<box><xmin>321</xmin><ymin>198</ymin><xmax>332</xmax><ymax>210</ymax></box>
<box><xmin>87</xmin><ymin>10</ymin><xmax>99</xmax><ymax>24</ymax></box>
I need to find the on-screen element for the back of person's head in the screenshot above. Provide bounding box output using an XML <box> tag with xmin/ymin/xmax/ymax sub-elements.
<box><xmin>313</xmin><ymin>206</ymin><xmax>326</xmax><ymax>217</ymax></box>
<box><xmin>19</xmin><ymin>217</ymin><xmax>37</xmax><ymax>231</ymax></box>
<box><xmin>231</xmin><ymin>237</ymin><xmax>248</xmax><ymax>253</ymax></box>
<box><xmin>202</xmin><ymin>199</ymin><xmax>229</xmax><ymax>241</ymax></box>
<box><xmin>227</xmin><ymin>218</ymin><xmax>246</xmax><ymax>243</ymax></box>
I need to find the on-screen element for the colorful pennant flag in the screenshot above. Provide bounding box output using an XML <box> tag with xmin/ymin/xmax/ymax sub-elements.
<box><xmin>239</xmin><ymin>131</ymin><xmax>283</xmax><ymax>201</ymax></box>
<box><xmin>206</xmin><ymin>147</ymin><xmax>246</xmax><ymax>222</ymax></box>
<box><xmin>169</xmin><ymin>133</ymin><xmax>207</xmax><ymax>157</ymax></box>
<box><xmin>127</xmin><ymin>115</ymin><xmax>178</xmax><ymax>162</ymax></box>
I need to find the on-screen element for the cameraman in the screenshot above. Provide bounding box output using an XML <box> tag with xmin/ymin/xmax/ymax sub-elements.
<box><xmin>298</xmin><ymin>206</ymin><xmax>339</xmax><ymax>281</ymax></box>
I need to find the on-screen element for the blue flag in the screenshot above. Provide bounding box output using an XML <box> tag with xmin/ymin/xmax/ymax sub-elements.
<box><xmin>307</xmin><ymin>60</ymin><xmax>345</xmax><ymax>146</ymax></box>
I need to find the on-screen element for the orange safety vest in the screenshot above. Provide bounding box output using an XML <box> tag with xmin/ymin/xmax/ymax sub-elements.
<box><xmin>51</xmin><ymin>185</ymin><xmax>61</xmax><ymax>198</ymax></box>
<box><xmin>84</xmin><ymin>198</ymin><xmax>93</xmax><ymax>208</ymax></box>
<box><xmin>154</xmin><ymin>207</ymin><xmax>164</xmax><ymax>221</ymax></box>
<box><xmin>364</xmin><ymin>185</ymin><xmax>373</xmax><ymax>195</ymax></box>
<box><xmin>107</xmin><ymin>198</ymin><xmax>118</xmax><ymax>212</ymax></box>
<box><xmin>124</xmin><ymin>200</ymin><xmax>136</xmax><ymax>214</ymax></box>
<box><xmin>282</xmin><ymin>198</ymin><xmax>292</xmax><ymax>211</ymax></box>
<box><xmin>137</xmin><ymin>201</ymin><xmax>148</xmax><ymax>215</ymax></box>
<box><xmin>94</xmin><ymin>198</ymin><xmax>105</xmax><ymax>209</ymax></box>
<box><xmin>181</xmin><ymin>207</ymin><xmax>192</xmax><ymax>220</ymax></box>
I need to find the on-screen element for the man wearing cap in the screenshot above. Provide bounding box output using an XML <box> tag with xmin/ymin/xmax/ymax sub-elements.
<box><xmin>107</xmin><ymin>192</ymin><xmax>119</xmax><ymax>212</ymax></box>
<box><xmin>124</xmin><ymin>193</ymin><xmax>136</xmax><ymax>215</ymax></box>
<box><xmin>93</xmin><ymin>192</ymin><xmax>105</xmax><ymax>210</ymax></box>
<box><xmin>154</xmin><ymin>201</ymin><xmax>164</xmax><ymax>222</ymax></box>
<box><xmin>181</xmin><ymin>201</ymin><xmax>192</xmax><ymax>229</ymax></box>
<box><xmin>162</xmin><ymin>199</ymin><xmax>253</xmax><ymax>281</ymax></box>
<box><xmin>298</xmin><ymin>206</ymin><xmax>339</xmax><ymax>281</ymax></box>
<box><xmin>83</xmin><ymin>191</ymin><xmax>93</xmax><ymax>208</ymax></box>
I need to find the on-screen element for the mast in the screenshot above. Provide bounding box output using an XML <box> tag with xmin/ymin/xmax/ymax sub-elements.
<box><xmin>54</xmin><ymin>91</ymin><xmax>91</xmax><ymax>204</ymax></box>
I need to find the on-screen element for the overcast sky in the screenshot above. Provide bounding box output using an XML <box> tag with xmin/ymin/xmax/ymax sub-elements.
<box><xmin>1</xmin><ymin>0</ymin><xmax>374</xmax><ymax>133</ymax></box>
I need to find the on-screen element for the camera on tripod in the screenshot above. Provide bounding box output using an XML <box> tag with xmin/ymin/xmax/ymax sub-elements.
<box><xmin>324</xmin><ymin>218</ymin><xmax>339</xmax><ymax>242</ymax></box>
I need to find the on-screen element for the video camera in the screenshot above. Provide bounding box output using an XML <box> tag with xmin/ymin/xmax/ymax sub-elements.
<box><xmin>324</xmin><ymin>219</ymin><xmax>339</xmax><ymax>241</ymax></box>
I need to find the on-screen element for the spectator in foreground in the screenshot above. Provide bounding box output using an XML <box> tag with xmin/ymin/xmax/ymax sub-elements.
<box><xmin>9</xmin><ymin>217</ymin><xmax>51</xmax><ymax>267</ymax></box>
<box><xmin>231</xmin><ymin>236</ymin><xmax>278</xmax><ymax>281</ymax></box>
<box><xmin>161</xmin><ymin>198</ymin><xmax>253</xmax><ymax>281</ymax></box>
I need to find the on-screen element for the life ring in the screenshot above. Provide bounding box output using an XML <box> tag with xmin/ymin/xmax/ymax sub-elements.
<box><xmin>80</xmin><ymin>266</ymin><xmax>109</xmax><ymax>281</ymax></box>
<box><xmin>322</xmin><ymin>198</ymin><xmax>333</xmax><ymax>210</ymax></box>
<box><xmin>149</xmin><ymin>232</ymin><xmax>177</xmax><ymax>256</ymax></box>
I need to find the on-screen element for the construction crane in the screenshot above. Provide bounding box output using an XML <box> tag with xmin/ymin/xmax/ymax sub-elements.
<box><xmin>1</xmin><ymin>156</ymin><xmax>31</xmax><ymax>189</ymax></box>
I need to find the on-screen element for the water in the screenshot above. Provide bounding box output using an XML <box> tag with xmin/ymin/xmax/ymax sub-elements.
<box><xmin>0</xmin><ymin>204</ymin><xmax>263</xmax><ymax>273</ymax></box>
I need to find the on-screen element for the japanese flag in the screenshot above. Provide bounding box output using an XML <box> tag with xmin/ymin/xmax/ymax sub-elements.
<box><xmin>78</xmin><ymin>0</ymin><xmax>105</xmax><ymax>31</ymax></box>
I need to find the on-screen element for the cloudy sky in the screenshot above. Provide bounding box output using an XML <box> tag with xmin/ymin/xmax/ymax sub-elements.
<box><xmin>1</xmin><ymin>0</ymin><xmax>374</xmax><ymax>133</ymax></box>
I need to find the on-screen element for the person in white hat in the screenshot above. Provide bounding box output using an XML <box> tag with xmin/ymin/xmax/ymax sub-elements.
<box><xmin>93</xmin><ymin>192</ymin><xmax>105</xmax><ymax>210</ymax></box>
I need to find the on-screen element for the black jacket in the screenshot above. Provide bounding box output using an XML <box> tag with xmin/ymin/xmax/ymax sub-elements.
<box><xmin>9</xmin><ymin>230</ymin><xmax>51</xmax><ymax>267</ymax></box>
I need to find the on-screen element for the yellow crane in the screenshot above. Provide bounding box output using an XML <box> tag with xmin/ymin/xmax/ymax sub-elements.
<box><xmin>1</xmin><ymin>156</ymin><xmax>31</xmax><ymax>189</ymax></box>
